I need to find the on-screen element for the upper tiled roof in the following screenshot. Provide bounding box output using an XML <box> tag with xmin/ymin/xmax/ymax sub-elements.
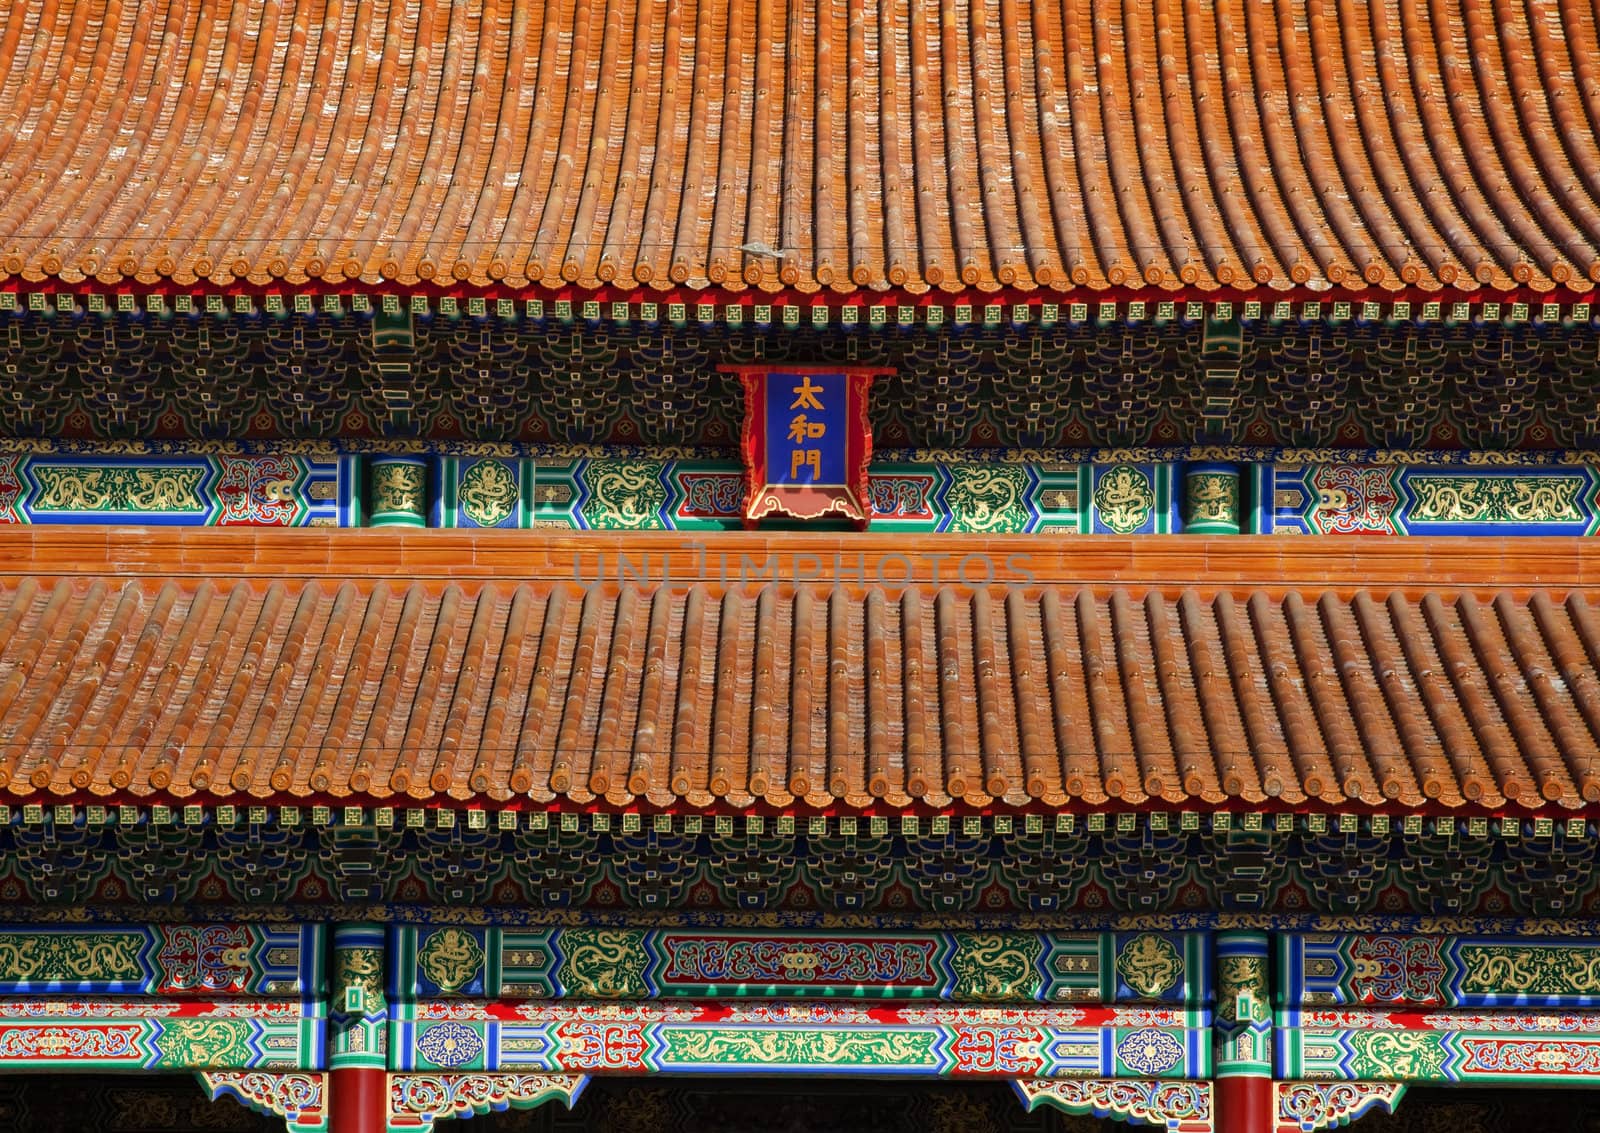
<box><xmin>2</xmin><ymin>529</ymin><xmax>1599</xmax><ymax>814</ymax></box>
<box><xmin>3</xmin><ymin>1</ymin><xmax>1600</xmax><ymax>296</ymax></box>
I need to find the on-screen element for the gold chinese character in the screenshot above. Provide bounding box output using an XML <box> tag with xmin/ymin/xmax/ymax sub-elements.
<box><xmin>787</xmin><ymin>415</ymin><xmax>827</xmax><ymax>443</ymax></box>
<box><xmin>790</xmin><ymin>377</ymin><xmax>825</xmax><ymax>411</ymax></box>
<box><xmin>790</xmin><ymin>450</ymin><xmax>822</xmax><ymax>478</ymax></box>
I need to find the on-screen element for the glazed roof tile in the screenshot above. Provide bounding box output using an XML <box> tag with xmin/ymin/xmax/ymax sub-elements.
<box><xmin>2</xmin><ymin>1</ymin><xmax>1600</xmax><ymax>296</ymax></box>
<box><xmin>2</xmin><ymin>529</ymin><xmax>1599</xmax><ymax>814</ymax></box>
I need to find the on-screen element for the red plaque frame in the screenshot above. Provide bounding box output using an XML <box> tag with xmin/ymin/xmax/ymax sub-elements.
<box><xmin>721</xmin><ymin>364</ymin><xmax>890</xmax><ymax>529</ymax></box>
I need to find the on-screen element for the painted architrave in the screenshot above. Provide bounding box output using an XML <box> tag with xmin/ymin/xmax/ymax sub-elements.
<box><xmin>0</xmin><ymin>999</ymin><xmax>323</xmax><ymax>1069</ymax></box>
<box><xmin>726</xmin><ymin>363</ymin><xmax>889</xmax><ymax>527</ymax></box>
<box><xmin>1278</xmin><ymin>1006</ymin><xmax>1600</xmax><ymax>1083</ymax></box>
<box><xmin>389</xmin><ymin>928</ymin><xmax>1207</xmax><ymax>1006</ymax></box>
<box><xmin>528</xmin><ymin>456</ymin><xmax>1087</xmax><ymax>533</ymax></box>
<box><xmin>389</xmin><ymin>1000</ymin><xmax>1209</xmax><ymax>1079</ymax></box>
<box><xmin>1279</xmin><ymin>933</ymin><xmax>1600</xmax><ymax>1008</ymax></box>
<box><xmin>0</xmin><ymin>454</ymin><xmax>358</xmax><ymax>525</ymax></box>
<box><xmin>1255</xmin><ymin>463</ymin><xmax>1600</xmax><ymax>536</ymax></box>
<box><xmin>0</xmin><ymin>923</ymin><xmax>323</xmax><ymax>996</ymax></box>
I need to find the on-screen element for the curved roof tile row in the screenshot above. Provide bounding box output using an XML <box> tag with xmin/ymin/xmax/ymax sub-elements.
<box><xmin>3</xmin><ymin>574</ymin><xmax>1599</xmax><ymax>813</ymax></box>
<box><xmin>2</xmin><ymin>0</ymin><xmax>1600</xmax><ymax>295</ymax></box>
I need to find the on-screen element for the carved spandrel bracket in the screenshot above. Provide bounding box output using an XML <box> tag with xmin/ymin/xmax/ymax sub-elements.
<box><xmin>1013</xmin><ymin>1078</ymin><xmax>1214</xmax><ymax>1132</ymax></box>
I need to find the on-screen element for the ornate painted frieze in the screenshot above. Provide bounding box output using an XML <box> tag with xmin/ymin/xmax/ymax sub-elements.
<box><xmin>526</xmin><ymin>457</ymin><xmax>1181</xmax><ymax>533</ymax></box>
<box><xmin>3</xmin><ymin>436</ymin><xmax>1597</xmax><ymax>537</ymax></box>
<box><xmin>199</xmin><ymin>1071</ymin><xmax>328</xmax><ymax>1131</ymax></box>
<box><xmin>1279</xmin><ymin>1009</ymin><xmax>1600</xmax><ymax>1083</ymax></box>
<box><xmin>1281</xmin><ymin>933</ymin><xmax>1600</xmax><ymax>1008</ymax></box>
<box><xmin>390</xmin><ymin>928</ymin><xmax>1206</xmax><ymax>1005</ymax></box>
<box><xmin>1257</xmin><ymin>464</ymin><xmax>1600</xmax><ymax>535</ymax></box>
<box><xmin>0</xmin><ymin>1000</ymin><xmax>322</xmax><ymax>1069</ymax></box>
<box><xmin>387</xmin><ymin>1072</ymin><xmax>587</xmax><ymax>1130</ymax></box>
<box><xmin>1013</xmin><ymin>1078</ymin><xmax>1213</xmax><ymax>1131</ymax></box>
<box><xmin>0</xmin><ymin>924</ymin><xmax>321</xmax><ymax>996</ymax></box>
<box><xmin>390</xmin><ymin>1001</ymin><xmax>1209</xmax><ymax>1079</ymax></box>
<box><xmin>0</xmin><ymin>454</ymin><xmax>357</xmax><ymax>526</ymax></box>
<box><xmin>1274</xmin><ymin>1082</ymin><xmax>1405</xmax><ymax>1132</ymax></box>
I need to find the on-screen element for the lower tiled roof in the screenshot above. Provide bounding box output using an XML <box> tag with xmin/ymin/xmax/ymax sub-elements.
<box><xmin>0</xmin><ymin>530</ymin><xmax>1597</xmax><ymax>814</ymax></box>
<box><xmin>2</xmin><ymin>1</ymin><xmax>1599</xmax><ymax>295</ymax></box>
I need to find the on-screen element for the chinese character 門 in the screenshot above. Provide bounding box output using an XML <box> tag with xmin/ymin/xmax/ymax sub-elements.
<box><xmin>790</xmin><ymin>450</ymin><xmax>822</xmax><ymax>478</ymax></box>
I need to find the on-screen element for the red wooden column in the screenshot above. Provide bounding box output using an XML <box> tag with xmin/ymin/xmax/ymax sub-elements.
<box><xmin>329</xmin><ymin>922</ymin><xmax>387</xmax><ymax>1133</ymax></box>
<box><xmin>1214</xmin><ymin>930</ymin><xmax>1275</xmax><ymax>1133</ymax></box>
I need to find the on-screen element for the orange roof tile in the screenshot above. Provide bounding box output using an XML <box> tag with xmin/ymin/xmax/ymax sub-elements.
<box><xmin>2</xmin><ymin>1</ymin><xmax>1599</xmax><ymax>296</ymax></box>
<box><xmin>2</xmin><ymin>529</ymin><xmax>1599</xmax><ymax>813</ymax></box>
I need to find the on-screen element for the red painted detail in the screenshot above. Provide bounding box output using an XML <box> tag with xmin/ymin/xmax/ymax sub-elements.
<box><xmin>329</xmin><ymin>1066</ymin><xmax>385</xmax><ymax>1133</ymax></box>
<box><xmin>1217</xmin><ymin>1076</ymin><xmax>1273</xmax><ymax>1133</ymax></box>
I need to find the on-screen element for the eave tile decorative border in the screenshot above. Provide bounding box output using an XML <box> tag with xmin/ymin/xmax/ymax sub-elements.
<box><xmin>3</xmin><ymin>290</ymin><xmax>1591</xmax><ymax>331</ymax></box>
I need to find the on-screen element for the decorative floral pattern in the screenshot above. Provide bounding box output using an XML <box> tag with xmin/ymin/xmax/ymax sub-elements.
<box><xmin>156</xmin><ymin>925</ymin><xmax>253</xmax><ymax>994</ymax></box>
<box><xmin>417</xmin><ymin>1022</ymin><xmax>484</xmax><ymax>1069</ymax></box>
<box><xmin>1309</xmin><ymin>465</ymin><xmax>1399</xmax><ymax>533</ymax></box>
<box><xmin>1345</xmin><ymin>936</ymin><xmax>1447</xmax><ymax>1005</ymax></box>
<box><xmin>1115</xmin><ymin>1028</ymin><xmax>1185</xmax><ymax>1075</ymax></box>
